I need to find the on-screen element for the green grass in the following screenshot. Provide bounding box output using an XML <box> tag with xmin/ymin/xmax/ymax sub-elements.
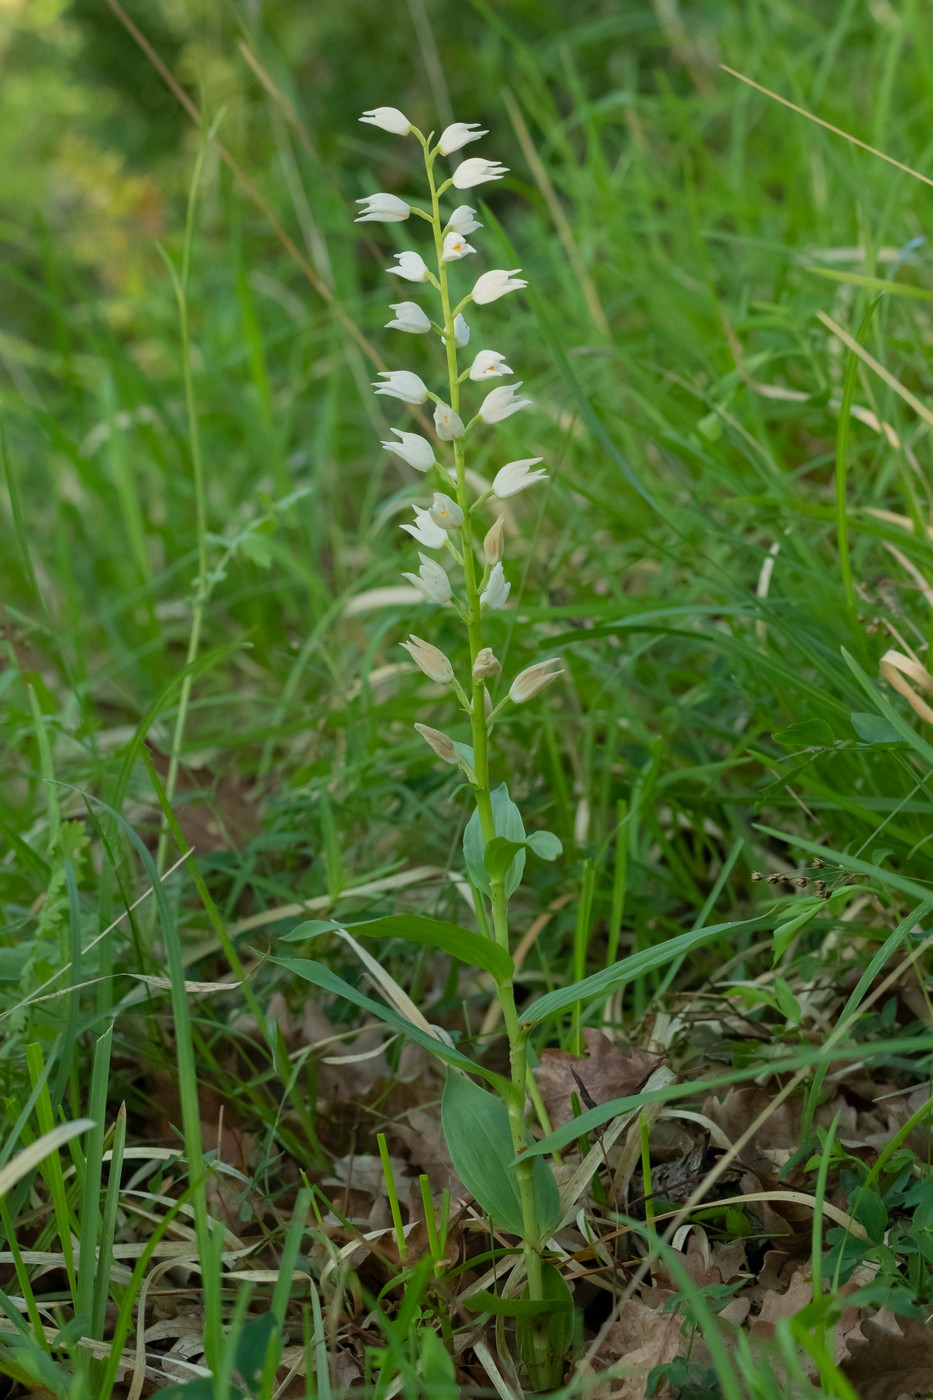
<box><xmin>3</xmin><ymin>0</ymin><xmax>933</xmax><ymax>1395</ymax></box>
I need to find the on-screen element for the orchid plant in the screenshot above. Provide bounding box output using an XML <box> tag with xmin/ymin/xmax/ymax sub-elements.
<box><xmin>281</xmin><ymin>105</ymin><xmax>574</xmax><ymax>1387</ymax></box>
<box><xmin>360</xmin><ymin>104</ymin><xmax>575</xmax><ymax>1379</ymax></box>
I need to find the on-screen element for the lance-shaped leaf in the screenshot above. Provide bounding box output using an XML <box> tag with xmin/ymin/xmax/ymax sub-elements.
<box><xmin>522</xmin><ymin>917</ymin><xmax>769</xmax><ymax>1026</ymax></box>
<box><xmin>442</xmin><ymin>1070</ymin><xmax>561</xmax><ymax>1242</ymax></box>
<box><xmin>280</xmin><ymin>915</ymin><xmax>512</xmax><ymax>984</ymax></box>
<box><xmin>273</xmin><ymin>958</ymin><xmax>508</xmax><ymax>1091</ymax></box>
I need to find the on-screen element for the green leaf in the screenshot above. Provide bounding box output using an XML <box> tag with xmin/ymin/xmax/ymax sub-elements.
<box><xmin>522</xmin><ymin>917</ymin><xmax>767</xmax><ymax>1025</ymax></box>
<box><xmin>516</xmin><ymin>1263</ymin><xmax>576</xmax><ymax>1391</ymax></box>
<box><xmin>772</xmin><ymin>900</ymin><xmax>824</xmax><ymax>962</ymax></box>
<box><xmin>463</xmin><ymin>783</ymin><xmax>526</xmax><ymax>896</ymax></box>
<box><xmin>235</xmin><ymin>1311</ymin><xmax>279</xmax><ymax>1387</ymax></box>
<box><xmin>272</xmin><ymin>958</ymin><xmax>508</xmax><ymax>1091</ymax></box>
<box><xmin>280</xmin><ymin>914</ymin><xmax>513</xmax><ymax>984</ymax></box>
<box><xmin>441</xmin><ymin>1071</ymin><xmax>561</xmax><ymax>1241</ymax></box>
<box><xmin>464</xmin><ymin>1286</ymin><xmax>573</xmax><ymax>1318</ymax></box>
<box><xmin>484</xmin><ymin>837</ymin><xmax>527</xmax><ymax>881</ymax></box>
<box><xmin>349</xmin><ymin>914</ymin><xmax>513</xmax><ymax>984</ymax></box>
<box><xmin>850</xmin><ymin>712</ymin><xmax>904</xmax><ymax>745</ymax></box>
<box><xmin>526</xmin><ymin>830</ymin><xmax>562</xmax><ymax>861</ymax></box>
<box><xmin>772</xmin><ymin>719</ymin><xmax>835</xmax><ymax>748</ymax></box>
<box><xmin>278</xmin><ymin>919</ymin><xmax>339</xmax><ymax>941</ymax></box>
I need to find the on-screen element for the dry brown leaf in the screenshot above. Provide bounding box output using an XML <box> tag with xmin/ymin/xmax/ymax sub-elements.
<box><xmin>535</xmin><ymin>1029</ymin><xmax>661</xmax><ymax>1128</ymax></box>
<box><xmin>842</xmin><ymin>1315</ymin><xmax>933</xmax><ymax>1399</ymax></box>
<box><xmin>597</xmin><ymin>1293</ymin><xmax>684</xmax><ymax>1398</ymax></box>
<box><xmin>749</xmin><ymin>1269</ymin><xmax>813</xmax><ymax>1338</ymax></box>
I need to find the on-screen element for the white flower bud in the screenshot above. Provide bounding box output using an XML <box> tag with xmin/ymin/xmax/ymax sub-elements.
<box><xmin>355</xmin><ymin>193</ymin><xmax>411</xmax><ymax>223</ymax></box>
<box><xmin>481</xmin><ymin>562</ymin><xmax>510</xmax><ymax>611</ymax></box>
<box><xmin>472</xmin><ymin>647</ymin><xmax>501</xmax><ymax>681</ymax></box>
<box><xmin>441</xmin><ymin>230</ymin><xmax>476</xmax><ymax>262</ymax></box>
<box><xmin>478</xmin><ymin>383</ymin><xmax>531</xmax><ymax>423</ymax></box>
<box><xmin>437</xmin><ymin>122</ymin><xmax>488</xmax><ymax>156</ymax></box>
<box><xmin>414</xmin><ymin>722</ymin><xmax>459</xmax><ymax>764</ymax></box>
<box><xmin>493</xmin><ymin>458</ymin><xmax>547</xmax><ymax>498</ymax></box>
<box><xmin>471</xmin><ymin>269</ymin><xmax>527</xmax><ymax>305</ymax></box>
<box><xmin>452</xmin><ymin>314</ymin><xmax>470</xmax><ymax>347</ymax></box>
<box><xmin>483</xmin><ymin>515</ymin><xmax>505</xmax><ymax>563</ymax></box>
<box><xmin>360</xmin><ymin>107</ymin><xmax>412</xmax><ymax>135</ymax></box>
<box><xmin>452</xmin><ymin>158</ymin><xmax>508</xmax><ymax>189</ymax></box>
<box><xmin>429</xmin><ymin>492</ymin><xmax>464</xmax><ymax>531</ymax></box>
<box><xmin>382</xmin><ymin>428</ymin><xmax>436</xmax><ymax>472</ymax></box>
<box><xmin>372</xmin><ymin>370</ymin><xmax>430</xmax><ymax>404</ymax></box>
<box><xmin>509</xmin><ymin>658</ymin><xmax>564</xmax><ymax>704</ymax></box>
<box><xmin>402</xmin><ymin>554</ymin><xmax>452</xmax><ymax>605</ymax></box>
<box><xmin>446</xmin><ymin>205</ymin><xmax>483</xmax><ymax>235</ymax></box>
<box><xmin>385</xmin><ymin>301</ymin><xmax>431</xmax><ymax>334</ymax></box>
<box><xmin>433</xmin><ymin>401</ymin><xmax>465</xmax><ymax>441</ymax></box>
<box><xmin>402</xmin><ymin>506</ymin><xmax>447</xmax><ymax>548</ymax></box>
<box><xmin>401</xmin><ymin>635</ymin><xmax>455</xmax><ymax>684</ymax></box>
<box><xmin>386</xmin><ymin>251</ymin><xmax>431</xmax><ymax>283</ymax></box>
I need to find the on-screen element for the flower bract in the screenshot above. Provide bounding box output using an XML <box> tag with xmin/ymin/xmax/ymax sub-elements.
<box><xmin>492</xmin><ymin>458</ymin><xmax>547</xmax><ymax>498</ymax></box>
<box><xmin>451</xmin><ymin>158</ymin><xmax>508</xmax><ymax>189</ymax></box>
<box><xmin>372</xmin><ymin>371</ymin><xmax>429</xmax><ymax>404</ymax></box>
<box><xmin>355</xmin><ymin>193</ymin><xmax>411</xmax><ymax>222</ymax></box>
<box><xmin>360</xmin><ymin>107</ymin><xmax>412</xmax><ymax>135</ymax></box>
<box><xmin>471</xmin><ymin>269</ymin><xmax>527</xmax><ymax>305</ymax></box>
<box><xmin>437</xmin><ymin>122</ymin><xmax>488</xmax><ymax>156</ymax></box>
<box><xmin>382</xmin><ymin>428</ymin><xmax>436</xmax><ymax>472</ymax></box>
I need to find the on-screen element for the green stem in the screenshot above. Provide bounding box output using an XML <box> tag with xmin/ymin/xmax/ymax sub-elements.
<box><xmin>421</xmin><ymin>135</ymin><xmax>544</xmax><ymax>1307</ymax></box>
<box><xmin>155</xmin><ymin>142</ymin><xmax>211</xmax><ymax>881</ymax></box>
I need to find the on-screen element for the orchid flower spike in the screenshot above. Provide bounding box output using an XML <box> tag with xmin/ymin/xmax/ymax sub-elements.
<box><xmin>360</xmin><ymin>107</ymin><xmax>412</xmax><ymax>135</ymax></box>
<box><xmin>437</xmin><ymin>122</ymin><xmax>488</xmax><ymax>155</ymax></box>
